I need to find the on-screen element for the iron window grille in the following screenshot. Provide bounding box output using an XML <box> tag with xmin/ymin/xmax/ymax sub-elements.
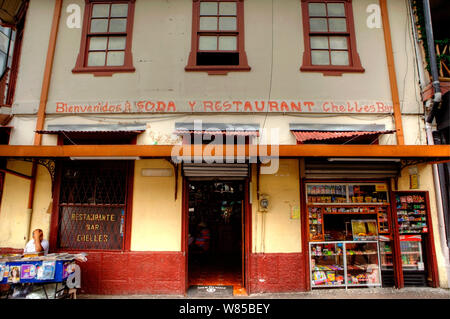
<box><xmin>57</xmin><ymin>161</ymin><xmax>129</xmax><ymax>250</ymax></box>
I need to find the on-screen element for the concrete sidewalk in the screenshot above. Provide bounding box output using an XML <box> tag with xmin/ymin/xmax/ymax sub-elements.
<box><xmin>78</xmin><ymin>287</ymin><xmax>450</xmax><ymax>299</ymax></box>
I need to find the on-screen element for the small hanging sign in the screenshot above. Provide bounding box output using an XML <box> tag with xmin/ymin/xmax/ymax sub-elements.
<box><xmin>291</xmin><ymin>206</ymin><xmax>300</xmax><ymax>219</ymax></box>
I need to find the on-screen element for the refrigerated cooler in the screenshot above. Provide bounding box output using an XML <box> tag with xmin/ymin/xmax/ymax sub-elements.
<box><xmin>394</xmin><ymin>192</ymin><xmax>430</xmax><ymax>287</ymax></box>
<box><xmin>379</xmin><ymin>235</ymin><xmax>394</xmax><ymax>287</ymax></box>
<box><xmin>400</xmin><ymin>235</ymin><xmax>426</xmax><ymax>286</ymax></box>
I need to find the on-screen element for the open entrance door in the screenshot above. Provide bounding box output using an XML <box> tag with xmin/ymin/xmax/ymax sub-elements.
<box><xmin>187</xmin><ymin>180</ymin><xmax>246</xmax><ymax>295</ymax></box>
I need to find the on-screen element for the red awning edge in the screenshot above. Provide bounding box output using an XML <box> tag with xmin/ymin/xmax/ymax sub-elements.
<box><xmin>291</xmin><ymin>130</ymin><xmax>395</xmax><ymax>143</ymax></box>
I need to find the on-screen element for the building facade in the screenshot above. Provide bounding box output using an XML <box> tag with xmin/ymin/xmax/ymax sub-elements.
<box><xmin>0</xmin><ymin>0</ymin><xmax>449</xmax><ymax>295</ymax></box>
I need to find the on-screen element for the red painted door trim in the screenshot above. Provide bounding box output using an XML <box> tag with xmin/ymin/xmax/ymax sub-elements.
<box><xmin>182</xmin><ymin>174</ymin><xmax>251</xmax><ymax>294</ymax></box>
<box><xmin>389</xmin><ymin>186</ymin><xmax>404</xmax><ymax>288</ymax></box>
<box><xmin>123</xmin><ymin>161</ymin><xmax>134</xmax><ymax>251</ymax></box>
<box><xmin>181</xmin><ymin>176</ymin><xmax>188</xmax><ymax>294</ymax></box>
<box><xmin>244</xmin><ymin>175</ymin><xmax>252</xmax><ymax>294</ymax></box>
<box><xmin>299</xmin><ymin>161</ymin><xmax>311</xmax><ymax>290</ymax></box>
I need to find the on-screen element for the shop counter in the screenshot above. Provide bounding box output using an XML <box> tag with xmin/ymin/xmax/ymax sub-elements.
<box><xmin>310</xmin><ymin>241</ymin><xmax>382</xmax><ymax>289</ymax></box>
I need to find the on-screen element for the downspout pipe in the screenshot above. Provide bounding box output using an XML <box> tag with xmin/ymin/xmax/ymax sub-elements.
<box><xmin>26</xmin><ymin>0</ymin><xmax>63</xmax><ymax>242</ymax></box>
<box><xmin>425</xmin><ymin>121</ymin><xmax>450</xmax><ymax>288</ymax></box>
<box><xmin>422</xmin><ymin>0</ymin><xmax>442</xmax><ymax>123</ymax></box>
<box><xmin>413</xmin><ymin>0</ymin><xmax>449</xmax><ymax>287</ymax></box>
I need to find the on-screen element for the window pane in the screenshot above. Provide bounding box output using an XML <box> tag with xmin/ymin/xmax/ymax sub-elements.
<box><xmin>331</xmin><ymin>51</ymin><xmax>349</xmax><ymax>65</ymax></box>
<box><xmin>310</xmin><ymin>18</ymin><xmax>328</xmax><ymax>32</ymax></box>
<box><xmin>90</xmin><ymin>19</ymin><xmax>108</xmax><ymax>33</ymax></box>
<box><xmin>111</xmin><ymin>4</ymin><xmax>128</xmax><ymax>18</ymax></box>
<box><xmin>200</xmin><ymin>2</ymin><xmax>218</xmax><ymax>15</ymax></box>
<box><xmin>308</xmin><ymin>3</ymin><xmax>326</xmax><ymax>16</ymax></box>
<box><xmin>327</xmin><ymin>3</ymin><xmax>346</xmax><ymax>17</ymax></box>
<box><xmin>89</xmin><ymin>37</ymin><xmax>108</xmax><ymax>50</ymax></box>
<box><xmin>219</xmin><ymin>17</ymin><xmax>237</xmax><ymax>31</ymax></box>
<box><xmin>0</xmin><ymin>32</ymin><xmax>9</xmax><ymax>52</ymax></box>
<box><xmin>310</xmin><ymin>36</ymin><xmax>329</xmax><ymax>49</ymax></box>
<box><xmin>329</xmin><ymin>36</ymin><xmax>348</xmax><ymax>49</ymax></box>
<box><xmin>200</xmin><ymin>17</ymin><xmax>218</xmax><ymax>30</ymax></box>
<box><xmin>218</xmin><ymin>36</ymin><xmax>237</xmax><ymax>51</ymax></box>
<box><xmin>0</xmin><ymin>26</ymin><xmax>11</xmax><ymax>37</ymax></box>
<box><xmin>311</xmin><ymin>50</ymin><xmax>330</xmax><ymax>65</ymax></box>
<box><xmin>92</xmin><ymin>4</ymin><xmax>110</xmax><ymax>18</ymax></box>
<box><xmin>199</xmin><ymin>36</ymin><xmax>217</xmax><ymax>50</ymax></box>
<box><xmin>0</xmin><ymin>52</ymin><xmax>6</xmax><ymax>73</ymax></box>
<box><xmin>107</xmin><ymin>51</ymin><xmax>125</xmax><ymax>66</ymax></box>
<box><xmin>108</xmin><ymin>37</ymin><xmax>126</xmax><ymax>50</ymax></box>
<box><xmin>87</xmin><ymin>51</ymin><xmax>106</xmax><ymax>66</ymax></box>
<box><xmin>219</xmin><ymin>2</ymin><xmax>237</xmax><ymax>16</ymax></box>
<box><xmin>329</xmin><ymin>18</ymin><xmax>347</xmax><ymax>32</ymax></box>
<box><xmin>109</xmin><ymin>19</ymin><xmax>127</xmax><ymax>32</ymax></box>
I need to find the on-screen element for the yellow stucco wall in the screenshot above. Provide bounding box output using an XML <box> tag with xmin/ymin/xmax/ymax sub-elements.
<box><xmin>0</xmin><ymin>158</ymin><xmax>183</xmax><ymax>252</ymax></box>
<box><xmin>130</xmin><ymin>159</ymin><xmax>182</xmax><ymax>251</ymax></box>
<box><xmin>252</xmin><ymin>159</ymin><xmax>302</xmax><ymax>253</ymax></box>
<box><xmin>0</xmin><ymin>161</ymin><xmax>32</xmax><ymax>248</ymax></box>
<box><xmin>29</xmin><ymin>165</ymin><xmax>53</xmax><ymax>242</ymax></box>
<box><xmin>397</xmin><ymin>164</ymin><xmax>449</xmax><ymax>288</ymax></box>
<box><xmin>0</xmin><ymin>160</ymin><xmax>53</xmax><ymax>250</ymax></box>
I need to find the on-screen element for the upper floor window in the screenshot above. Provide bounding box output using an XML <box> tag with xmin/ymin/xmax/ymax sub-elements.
<box><xmin>0</xmin><ymin>18</ymin><xmax>24</xmax><ymax>107</ymax></box>
<box><xmin>185</xmin><ymin>0</ymin><xmax>250</xmax><ymax>75</ymax></box>
<box><xmin>0</xmin><ymin>27</ymin><xmax>15</xmax><ymax>77</ymax></box>
<box><xmin>73</xmin><ymin>0</ymin><xmax>135</xmax><ymax>76</ymax></box>
<box><xmin>300</xmin><ymin>0</ymin><xmax>364</xmax><ymax>76</ymax></box>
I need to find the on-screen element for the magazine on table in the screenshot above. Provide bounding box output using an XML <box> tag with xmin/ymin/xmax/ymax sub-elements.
<box><xmin>8</xmin><ymin>265</ymin><xmax>21</xmax><ymax>283</ymax></box>
<box><xmin>36</xmin><ymin>261</ymin><xmax>56</xmax><ymax>280</ymax></box>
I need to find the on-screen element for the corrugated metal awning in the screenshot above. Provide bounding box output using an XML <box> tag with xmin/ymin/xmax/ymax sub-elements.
<box><xmin>36</xmin><ymin>124</ymin><xmax>146</xmax><ymax>134</ymax></box>
<box><xmin>305</xmin><ymin>158</ymin><xmax>400</xmax><ymax>179</ymax></box>
<box><xmin>175</xmin><ymin>130</ymin><xmax>259</xmax><ymax>136</ymax></box>
<box><xmin>175</xmin><ymin>122</ymin><xmax>259</xmax><ymax>136</ymax></box>
<box><xmin>292</xmin><ymin>130</ymin><xmax>394</xmax><ymax>143</ymax></box>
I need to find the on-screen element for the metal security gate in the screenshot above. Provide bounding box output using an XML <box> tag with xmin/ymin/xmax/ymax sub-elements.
<box><xmin>182</xmin><ymin>163</ymin><xmax>249</xmax><ymax>180</ymax></box>
<box><xmin>304</xmin><ymin>159</ymin><xmax>400</xmax><ymax>179</ymax></box>
<box><xmin>57</xmin><ymin>160</ymin><xmax>130</xmax><ymax>250</ymax></box>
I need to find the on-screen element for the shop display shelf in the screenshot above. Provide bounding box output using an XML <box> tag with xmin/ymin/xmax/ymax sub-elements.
<box><xmin>310</xmin><ymin>241</ymin><xmax>382</xmax><ymax>290</ymax></box>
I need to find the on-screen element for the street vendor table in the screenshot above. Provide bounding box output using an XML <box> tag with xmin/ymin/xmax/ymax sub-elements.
<box><xmin>1</xmin><ymin>259</ymin><xmax>77</xmax><ymax>299</ymax></box>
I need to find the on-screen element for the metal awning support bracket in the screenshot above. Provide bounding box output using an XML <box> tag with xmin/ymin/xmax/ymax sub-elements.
<box><xmin>165</xmin><ymin>157</ymin><xmax>179</xmax><ymax>201</ymax></box>
<box><xmin>9</xmin><ymin>158</ymin><xmax>56</xmax><ymax>189</ymax></box>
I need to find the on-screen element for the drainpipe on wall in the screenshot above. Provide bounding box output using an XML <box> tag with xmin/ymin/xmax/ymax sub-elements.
<box><xmin>423</xmin><ymin>0</ymin><xmax>442</xmax><ymax>124</ymax></box>
<box><xmin>426</xmin><ymin>121</ymin><xmax>450</xmax><ymax>288</ymax></box>
<box><xmin>414</xmin><ymin>0</ymin><xmax>449</xmax><ymax>288</ymax></box>
<box><xmin>26</xmin><ymin>0</ymin><xmax>63</xmax><ymax>242</ymax></box>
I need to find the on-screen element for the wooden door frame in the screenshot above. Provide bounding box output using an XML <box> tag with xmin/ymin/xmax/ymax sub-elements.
<box><xmin>181</xmin><ymin>176</ymin><xmax>251</xmax><ymax>294</ymax></box>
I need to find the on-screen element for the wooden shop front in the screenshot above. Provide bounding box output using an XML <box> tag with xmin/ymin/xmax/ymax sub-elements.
<box><xmin>303</xmin><ymin>180</ymin><xmax>439</xmax><ymax>289</ymax></box>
